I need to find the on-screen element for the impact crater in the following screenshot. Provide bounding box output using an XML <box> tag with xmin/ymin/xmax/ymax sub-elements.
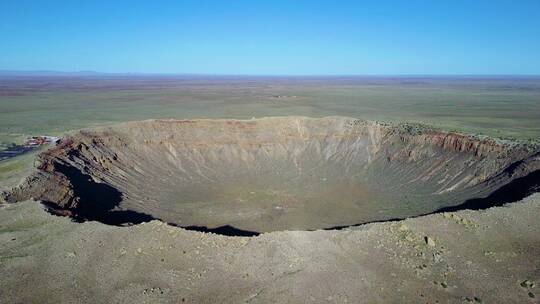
<box><xmin>3</xmin><ymin>117</ymin><xmax>539</xmax><ymax>234</ymax></box>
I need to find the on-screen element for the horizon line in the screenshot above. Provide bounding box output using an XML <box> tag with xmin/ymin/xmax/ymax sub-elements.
<box><xmin>1</xmin><ymin>69</ymin><xmax>540</xmax><ymax>78</ymax></box>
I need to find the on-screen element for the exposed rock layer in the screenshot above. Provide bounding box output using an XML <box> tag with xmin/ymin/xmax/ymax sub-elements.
<box><xmin>3</xmin><ymin>117</ymin><xmax>539</xmax><ymax>232</ymax></box>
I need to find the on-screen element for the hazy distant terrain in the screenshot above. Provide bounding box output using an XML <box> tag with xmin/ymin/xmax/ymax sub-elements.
<box><xmin>1</xmin><ymin>76</ymin><xmax>539</xmax><ymax>148</ymax></box>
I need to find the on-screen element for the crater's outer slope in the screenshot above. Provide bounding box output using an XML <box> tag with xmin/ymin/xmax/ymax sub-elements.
<box><xmin>3</xmin><ymin>117</ymin><xmax>539</xmax><ymax>232</ymax></box>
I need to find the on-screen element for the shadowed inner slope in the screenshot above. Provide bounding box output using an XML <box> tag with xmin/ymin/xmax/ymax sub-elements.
<box><xmin>5</xmin><ymin>117</ymin><xmax>539</xmax><ymax>233</ymax></box>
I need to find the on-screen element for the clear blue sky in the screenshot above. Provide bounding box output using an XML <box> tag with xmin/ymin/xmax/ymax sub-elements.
<box><xmin>1</xmin><ymin>0</ymin><xmax>539</xmax><ymax>75</ymax></box>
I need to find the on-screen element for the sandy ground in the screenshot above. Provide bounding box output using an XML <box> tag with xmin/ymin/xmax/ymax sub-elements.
<box><xmin>1</xmin><ymin>194</ymin><xmax>539</xmax><ymax>303</ymax></box>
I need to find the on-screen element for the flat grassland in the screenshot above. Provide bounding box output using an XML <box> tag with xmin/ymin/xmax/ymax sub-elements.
<box><xmin>1</xmin><ymin>76</ymin><xmax>539</xmax><ymax>146</ymax></box>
